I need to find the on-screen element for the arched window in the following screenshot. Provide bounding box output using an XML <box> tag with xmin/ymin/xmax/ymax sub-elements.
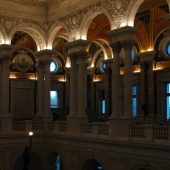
<box><xmin>131</xmin><ymin>50</ymin><xmax>135</xmax><ymax>60</ymax></box>
<box><xmin>166</xmin><ymin>83</ymin><xmax>170</xmax><ymax>120</ymax></box>
<box><xmin>50</xmin><ymin>61</ymin><xmax>58</xmax><ymax>73</ymax></box>
<box><xmin>50</xmin><ymin>91</ymin><xmax>58</xmax><ymax>108</ymax></box>
<box><xmin>99</xmin><ymin>62</ymin><xmax>106</xmax><ymax>73</ymax></box>
<box><xmin>166</xmin><ymin>42</ymin><xmax>170</xmax><ymax>56</ymax></box>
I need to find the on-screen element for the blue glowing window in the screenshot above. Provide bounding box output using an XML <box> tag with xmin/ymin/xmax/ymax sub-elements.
<box><xmin>102</xmin><ymin>100</ymin><xmax>106</xmax><ymax>114</ymax></box>
<box><xmin>167</xmin><ymin>43</ymin><xmax>170</xmax><ymax>56</ymax></box>
<box><xmin>50</xmin><ymin>91</ymin><xmax>58</xmax><ymax>108</ymax></box>
<box><xmin>132</xmin><ymin>85</ymin><xmax>137</xmax><ymax>117</ymax></box>
<box><xmin>131</xmin><ymin>50</ymin><xmax>135</xmax><ymax>60</ymax></box>
<box><xmin>50</xmin><ymin>61</ymin><xmax>58</xmax><ymax>73</ymax></box>
<box><xmin>55</xmin><ymin>155</ymin><xmax>60</xmax><ymax>170</ymax></box>
<box><xmin>166</xmin><ymin>83</ymin><xmax>170</xmax><ymax>120</ymax></box>
<box><xmin>97</xmin><ymin>161</ymin><xmax>104</xmax><ymax>170</ymax></box>
<box><xmin>100</xmin><ymin>63</ymin><xmax>106</xmax><ymax>72</ymax></box>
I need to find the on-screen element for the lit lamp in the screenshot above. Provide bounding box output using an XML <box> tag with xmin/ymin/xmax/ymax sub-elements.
<box><xmin>28</xmin><ymin>131</ymin><xmax>33</xmax><ymax>150</ymax></box>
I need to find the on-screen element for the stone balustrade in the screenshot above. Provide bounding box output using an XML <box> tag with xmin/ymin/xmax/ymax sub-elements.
<box><xmin>1</xmin><ymin>119</ymin><xmax>170</xmax><ymax>146</ymax></box>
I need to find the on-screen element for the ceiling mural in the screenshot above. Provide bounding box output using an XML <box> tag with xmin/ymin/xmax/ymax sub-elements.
<box><xmin>11</xmin><ymin>31</ymin><xmax>37</xmax><ymax>51</ymax></box>
<box><xmin>134</xmin><ymin>0</ymin><xmax>169</xmax><ymax>51</ymax></box>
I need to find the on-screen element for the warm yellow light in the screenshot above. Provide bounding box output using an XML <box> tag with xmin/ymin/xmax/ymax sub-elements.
<box><xmin>29</xmin><ymin>131</ymin><xmax>33</xmax><ymax>136</ymax></box>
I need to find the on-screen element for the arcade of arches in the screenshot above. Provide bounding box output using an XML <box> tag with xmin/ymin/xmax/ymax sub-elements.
<box><xmin>1</xmin><ymin>0</ymin><xmax>170</xmax><ymax>169</ymax></box>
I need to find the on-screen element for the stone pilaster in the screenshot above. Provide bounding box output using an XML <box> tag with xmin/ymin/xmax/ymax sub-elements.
<box><xmin>66</xmin><ymin>39</ymin><xmax>89</xmax><ymax>135</ymax></box>
<box><xmin>107</xmin><ymin>26</ymin><xmax>137</xmax><ymax>140</ymax></box>
<box><xmin>36</xmin><ymin>50</ymin><xmax>54</xmax><ymax>120</ymax></box>
<box><xmin>0</xmin><ymin>45</ymin><xmax>13</xmax><ymax>133</ymax></box>
<box><xmin>103</xmin><ymin>60</ymin><xmax>112</xmax><ymax>117</ymax></box>
<box><xmin>0</xmin><ymin>45</ymin><xmax>13</xmax><ymax>114</ymax></box>
<box><xmin>110</xmin><ymin>43</ymin><xmax>122</xmax><ymax>117</ymax></box>
<box><xmin>138</xmin><ymin>51</ymin><xmax>156</xmax><ymax>122</ymax></box>
<box><xmin>87</xmin><ymin>67</ymin><xmax>96</xmax><ymax>121</ymax></box>
<box><xmin>123</xmin><ymin>40</ymin><xmax>134</xmax><ymax>117</ymax></box>
<box><xmin>64</xmin><ymin>67</ymin><xmax>70</xmax><ymax>115</ymax></box>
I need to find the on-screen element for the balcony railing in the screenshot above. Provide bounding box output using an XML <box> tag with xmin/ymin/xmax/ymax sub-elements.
<box><xmin>1</xmin><ymin>118</ymin><xmax>170</xmax><ymax>146</ymax></box>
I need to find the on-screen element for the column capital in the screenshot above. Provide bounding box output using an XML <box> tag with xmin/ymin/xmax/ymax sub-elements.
<box><xmin>110</xmin><ymin>42</ymin><xmax>122</xmax><ymax>53</ymax></box>
<box><xmin>107</xmin><ymin>26</ymin><xmax>137</xmax><ymax>44</ymax></box>
<box><xmin>66</xmin><ymin>39</ymin><xmax>89</xmax><ymax>58</ymax></box>
<box><xmin>36</xmin><ymin>49</ymin><xmax>54</xmax><ymax>64</ymax></box>
<box><xmin>138</xmin><ymin>51</ymin><xmax>156</xmax><ymax>62</ymax></box>
<box><xmin>0</xmin><ymin>44</ymin><xmax>14</xmax><ymax>59</ymax></box>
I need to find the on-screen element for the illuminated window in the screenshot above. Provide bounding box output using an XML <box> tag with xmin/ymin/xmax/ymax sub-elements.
<box><xmin>166</xmin><ymin>83</ymin><xmax>170</xmax><ymax>120</ymax></box>
<box><xmin>131</xmin><ymin>50</ymin><xmax>135</xmax><ymax>60</ymax></box>
<box><xmin>166</xmin><ymin>43</ymin><xmax>170</xmax><ymax>56</ymax></box>
<box><xmin>50</xmin><ymin>91</ymin><xmax>58</xmax><ymax>108</ymax></box>
<box><xmin>50</xmin><ymin>61</ymin><xmax>58</xmax><ymax>73</ymax></box>
<box><xmin>102</xmin><ymin>100</ymin><xmax>106</xmax><ymax>114</ymax></box>
<box><xmin>99</xmin><ymin>62</ymin><xmax>106</xmax><ymax>73</ymax></box>
<box><xmin>132</xmin><ymin>85</ymin><xmax>137</xmax><ymax>117</ymax></box>
<box><xmin>55</xmin><ymin>155</ymin><xmax>60</xmax><ymax>170</ymax></box>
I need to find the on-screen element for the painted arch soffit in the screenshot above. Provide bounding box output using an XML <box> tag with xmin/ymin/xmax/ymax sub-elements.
<box><xmin>59</xmin><ymin>0</ymin><xmax>131</xmax><ymax>39</ymax></box>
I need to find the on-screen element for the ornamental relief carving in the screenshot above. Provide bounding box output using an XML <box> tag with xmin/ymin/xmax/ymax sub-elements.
<box><xmin>58</xmin><ymin>0</ymin><xmax>131</xmax><ymax>33</ymax></box>
<box><xmin>0</xmin><ymin>15</ymin><xmax>49</xmax><ymax>34</ymax></box>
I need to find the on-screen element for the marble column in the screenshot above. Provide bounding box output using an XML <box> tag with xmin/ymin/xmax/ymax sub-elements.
<box><xmin>107</xmin><ymin>26</ymin><xmax>137</xmax><ymax>139</ymax></box>
<box><xmin>77</xmin><ymin>57</ymin><xmax>88</xmax><ymax>117</ymax></box>
<box><xmin>0</xmin><ymin>45</ymin><xmax>13</xmax><ymax>114</ymax></box>
<box><xmin>87</xmin><ymin>68</ymin><xmax>95</xmax><ymax>121</ymax></box>
<box><xmin>66</xmin><ymin>40</ymin><xmax>89</xmax><ymax>135</ymax></box>
<box><xmin>36</xmin><ymin>50</ymin><xmax>54</xmax><ymax>119</ymax></box>
<box><xmin>138</xmin><ymin>51</ymin><xmax>156</xmax><ymax>121</ymax></box>
<box><xmin>64</xmin><ymin>67</ymin><xmax>70</xmax><ymax>115</ymax></box>
<box><xmin>66</xmin><ymin>40</ymin><xmax>89</xmax><ymax>118</ymax></box>
<box><xmin>69</xmin><ymin>57</ymin><xmax>78</xmax><ymax>117</ymax></box>
<box><xmin>123</xmin><ymin>40</ymin><xmax>134</xmax><ymax>117</ymax></box>
<box><xmin>104</xmin><ymin>64</ymin><xmax>111</xmax><ymax>116</ymax></box>
<box><xmin>110</xmin><ymin>43</ymin><xmax>122</xmax><ymax>117</ymax></box>
<box><xmin>36</xmin><ymin>63</ymin><xmax>44</xmax><ymax>116</ymax></box>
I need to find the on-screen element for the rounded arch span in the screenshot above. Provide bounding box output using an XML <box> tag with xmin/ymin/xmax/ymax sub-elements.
<box><xmin>0</xmin><ymin>24</ymin><xmax>7</xmax><ymax>44</ymax></box>
<box><xmin>47</xmin><ymin>22</ymin><xmax>71</xmax><ymax>50</ymax></box>
<box><xmin>80</xmin><ymin>8</ymin><xmax>113</xmax><ymax>40</ymax></box>
<box><xmin>80</xmin><ymin>156</ymin><xmax>105</xmax><ymax>170</ymax></box>
<box><xmin>9</xmin><ymin>23</ymin><xmax>46</xmax><ymax>51</ymax></box>
<box><xmin>126</xmin><ymin>0</ymin><xmax>170</xmax><ymax>27</ymax></box>
<box><xmin>154</xmin><ymin>27</ymin><xmax>170</xmax><ymax>47</ymax></box>
<box><xmin>90</xmin><ymin>48</ymin><xmax>103</xmax><ymax>68</ymax></box>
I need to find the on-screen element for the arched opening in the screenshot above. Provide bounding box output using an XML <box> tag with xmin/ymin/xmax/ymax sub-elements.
<box><xmin>14</xmin><ymin>151</ymin><xmax>43</xmax><ymax>170</ymax></box>
<box><xmin>9</xmin><ymin>24</ymin><xmax>46</xmax><ymax>51</ymax></box>
<box><xmin>134</xmin><ymin>0</ymin><xmax>169</xmax><ymax>52</ymax></box>
<box><xmin>11</xmin><ymin>31</ymin><xmax>37</xmax><ymax>51</ymax></box>
<box><xmin>126</xmin><ymin>0</ymin><xmax>170</xmax><ymax>27</ymax></box>
<box><xmin>47</xmin><ymin>25</ymin><xmax>70</xmax><ymax>50</ymax></box>
<box><xmin>86</xmin><ymin>14</ymin><xmax>111</xmax><ymax>42</ymax></box>
<box><xmin>47</xmin><ymin>152</ymin><xmax>64</xmax><ymax>170</ymax></box>
<box><xmin>82</xmin><ymin>159</ymin><xmax>104</xmax><ymax>170</ymax></box>
<box><xmin>80</xmin><ymin>10</ymin><xmax>113</xmax><ymax>40</ymax></box>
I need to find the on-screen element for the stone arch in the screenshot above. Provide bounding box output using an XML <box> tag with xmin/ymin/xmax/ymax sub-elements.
<box><xmin>47</xmin><ymin>152</ymin><xmax>64</xmax><ymax>170</ymax></box>
<box><xmin>9</xmin><ymin>23</ymin><xmax>46</xmax><ymax>51</ymax></box>
<box><xmin>81</xmin><ymin>158</ymin><xmax>104</xmax><ymax>170</ymax></box>
<box><xmin>14</xmin><ymin>150</ymin><xmax>45</xmax><ymax>170</ymax></box>
<box><xmin>80</xmin><ymin>8</ymin><xmax>113</xmax><ymax>40</ymax></box>
<box><xmin>88</xmin><ymin>39</ymin><xmax>112</xmax><ymax>67</ymax></box>
<box><xmin>90</xmin><ymin>48</ymin><xmax>103</xmax><ymax>68</ymax></box>
<box><xmin>154</xmin><ymin>27</ymin><xmax>170</xmax><ymax>48</ymax></box>
<box><xmin>126</xmin><ymin>0</ymin><xmax>170</xmax><ymax>27</ymax></box>
<box><xmin>47</xmin><ymin>22</ymin><xmax>71</xmax><ymax>50</ymax></box>
<box><xmin>0</xmin><ymin>24</ymin><xmax>7</xmax><ymax>44</ymax></box>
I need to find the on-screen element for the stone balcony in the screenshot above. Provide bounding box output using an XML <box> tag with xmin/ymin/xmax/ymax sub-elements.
<box><xmin>0</xmin><ymin>118</ymin><xmax>170</xmax><ymax>147</ymax></box>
